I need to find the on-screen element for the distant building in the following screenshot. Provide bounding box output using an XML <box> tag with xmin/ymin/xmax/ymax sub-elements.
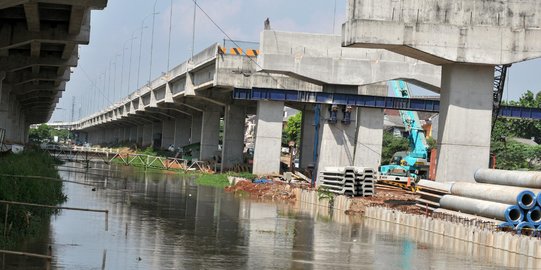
<box><xmin>384</xmin><ymin>109</ymin><xmax>439</xmax><ymax>139</ymax></box>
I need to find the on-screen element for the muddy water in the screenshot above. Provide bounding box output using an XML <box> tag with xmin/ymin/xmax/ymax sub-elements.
<box><xmin>1</xmin><ymin>162</ymin><xmax>525</xmax><ymax>269</ymax></box>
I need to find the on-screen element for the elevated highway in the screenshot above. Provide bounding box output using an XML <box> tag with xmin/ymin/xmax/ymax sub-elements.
<box><xmin>0</xmin><ymin>0</ymin><xmax>107</xmax><ymax>144</ymax></box>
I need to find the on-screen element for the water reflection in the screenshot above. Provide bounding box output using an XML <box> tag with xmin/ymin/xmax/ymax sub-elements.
<box><xmin>2</xmin><ymin>162</ymin><xmax>532</xmax><ymax>269</ymax></box>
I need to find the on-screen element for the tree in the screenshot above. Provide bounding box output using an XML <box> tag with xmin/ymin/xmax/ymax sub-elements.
<box><xmin>501</xmin><ymin>90</ymin><xmax>541</xmax><ymax>143</ymax></box>
<box><xmin>51</xmin><ymin>129</ymin><xmax>70</xmax><ymax>140</ymax></box>
<box><xmin>283</xmin><ymin>112</ymin><xmax>302</xmax><ymax>147</ymax></box>
<box><xmin>489</xmin><ymin>90</ymin><xmax>541</xmax><ymax>169</ymax></box>
<box><xmin>381</xmin><ymin>131</ymin><xmax>409</xmax><ymax>165</ymax></box>
<box><xmin>29</xmin><ymin>124</ymin><xmax>53</xmax><ymax>142</ymax></box>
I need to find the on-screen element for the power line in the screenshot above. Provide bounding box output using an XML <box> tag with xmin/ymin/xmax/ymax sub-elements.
<box><xmin>190</xmin><ymin>0</ymin><xmax>286</xmax><ymax>89</ymax></box>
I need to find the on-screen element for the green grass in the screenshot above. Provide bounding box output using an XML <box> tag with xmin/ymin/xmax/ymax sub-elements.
<box><xmin>195</xmin><ymin>172</ymin><xmax>256</xmax><ymax>188</ymax></box>
<box><xmin>0</xmin><ymin>150</ymin><xmax>67</xmax><ymax>248</ymax></box>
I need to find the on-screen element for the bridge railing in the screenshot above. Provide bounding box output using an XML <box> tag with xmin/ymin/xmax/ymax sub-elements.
<box><xmin>41</xmin><ymin>144</ymin><xmax>211</xmax><ymax>172</ymax></box>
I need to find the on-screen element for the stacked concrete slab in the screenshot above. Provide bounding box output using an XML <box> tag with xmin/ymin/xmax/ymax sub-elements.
<box><xmin>319</xmin><ymin>166</ymin><xmax>375</xmax><ymax>197</ymax></box>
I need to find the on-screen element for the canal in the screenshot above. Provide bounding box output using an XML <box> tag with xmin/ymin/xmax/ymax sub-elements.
<box><xmin>2</xmin><ymin>162</ymin><xmax>530</xmax><ymax>269</ymax></box>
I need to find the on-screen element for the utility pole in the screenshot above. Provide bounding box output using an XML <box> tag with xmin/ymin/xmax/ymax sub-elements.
<box><xmin>167</xmin><ymin>0</ymin><xmax>173</xmax><ymax>71</ymax></box>
<box><xmin>149</xmin><ymin>0</ymin><xmax>159</xmax><ymax>85</ymax></box>
<box><xmin>191</xmin><ymin>0</ymin><xmax>197</xmax><ymax>61</ymax></box>
<box><xmin>71</xmin><ymin>96</ymin><xmax>75</xmax><ymax>122</ymax></box>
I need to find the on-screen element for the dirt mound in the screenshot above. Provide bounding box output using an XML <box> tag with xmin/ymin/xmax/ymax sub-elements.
<box><xmin>225</xmin><ymin>180</ymin><xmax>297</xmax><ymax>202</ymax></box>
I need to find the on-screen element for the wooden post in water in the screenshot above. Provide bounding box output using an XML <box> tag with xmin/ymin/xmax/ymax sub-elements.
<box><xmin>0</xmin><ymin>200</ymin><xmax>109</xmax><ymax>231</ymax></box>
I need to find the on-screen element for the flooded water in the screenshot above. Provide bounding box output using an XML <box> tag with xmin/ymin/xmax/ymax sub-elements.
<box><xmin>1</xmin><ymin>162</ymin><xmax>530</xmax><ymax>269</ymax></box>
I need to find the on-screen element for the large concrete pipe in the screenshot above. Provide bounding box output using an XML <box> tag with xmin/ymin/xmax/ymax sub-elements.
<box><xmin>516</xmin><ymin>221</ymin><xmax>536</xmax><ymax>235</ymax></box>
<box><xmin>526</xmin><ymin>206</ymin><xmax>541</xmax><ymax>226</ymax></box>
<box><xmin>439</xmin><ymin>195</ymin><xmax>523</xmax><ymax>224</ymax></box>
<box><xmin>433</xmin><ymin>208</ymin><xmax>500</xmax><ymax>224</ymax></box>
<box><xmin>418</xmin><ymin>180</ymin><xmax>453</xmax><ymax>193</ymax></box>
<box><xmin>475</xmin><ymin>169</ymin><xmax>541</xmax><ymax>188</ymax></box>
<box><xmin>450</xmin><ymin>182</ymin><xmax>538</xmax><ymax>209</ymax></box>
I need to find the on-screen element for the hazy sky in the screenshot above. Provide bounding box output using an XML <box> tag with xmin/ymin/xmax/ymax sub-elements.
<box><xmin>49</xmin><ymin>0</ymin><xmax>541</xmax><ymax>122</ymax></box>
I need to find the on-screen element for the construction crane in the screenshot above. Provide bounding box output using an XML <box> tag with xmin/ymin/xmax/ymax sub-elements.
<box><xmin>379</xmin><ymin>80</ymin><xmax>430</xmax><ymax>183</ymax></box>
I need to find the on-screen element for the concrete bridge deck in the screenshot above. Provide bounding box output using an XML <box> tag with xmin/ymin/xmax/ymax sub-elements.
<box><xmin>0</xmin><ymin>0</ymin><xmax>107</xmax><ymax>144</ymax></box>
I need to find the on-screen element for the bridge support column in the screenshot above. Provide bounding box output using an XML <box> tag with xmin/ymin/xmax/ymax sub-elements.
<box><xmin>191</xmin><ymin>113</ymin><xmax>202</xmax><ymax>144</ymax></box>
<box><xmin>122</xmin><ymin>127</ymin><xmax>129</xmax><ymax>142</ymax></box>
<box><xmin>174</xmin><ymin>116</ymin><xmax>191</xmax><ymax>147</ymax></box>
<box><xmin>152</xmin><ymin>121</ymin><xmax>162</xmax><ymax>148</ymax></box>
<box><xmin>436</xmin><ymin>64</ymin><xmax>494</xmax><ymax>183</ymax></box>
<box><xmin>129</xmin><ymin>126</ymin><xmax>137</xmax><ymax>143</ymax></box>
<box><xmin>299</xmin><ymin>109</ymin><xmax>315</xmax><ymax>170</ymax></box>
<box><xmin>142</xmin><ymin>124</ymin><xmax>153</xmax><ymax>147</ymax></box>
<box><xmin>161</xmin><ymin>120</ymin><xmax>175</xmax><ymax>149</ymax></box>
<box><xmin>200</xmin><ymin>109</ymin><xmax>221</xmax><ymax>161</ymax></box>
<box><xmin>253</xmin><ymin>100</ymin><xmax>284</xmax><ymax>175</ymax></box>
<box><xmin>0</xmin><ymin>83</ymin><xmax>8</xmax><ymax>133</ymax></box>
<box><xmin>316</xmin><ymin>105</ymin><xmax>357</xmax><ymax>183</ymax></box>
<box><xmin>135</xmin><ymin>125</ymin><xmax>143</xmax><ymax>146</ymax></box>
<box><xmin>222</xmin><ymin>105</ymin><xmax>246</xmax><ymax>171</ymax></box>
<box><xmin>353</xmin><ymin>108</ymin><xmax>384</xmax><ymax>169</ymax></box>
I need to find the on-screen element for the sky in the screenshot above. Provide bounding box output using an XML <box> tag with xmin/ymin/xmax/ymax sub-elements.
<box><xmin>49</xmin><ymin>0</ymin><xmax>541</xmax><ymax>122</ymax></box>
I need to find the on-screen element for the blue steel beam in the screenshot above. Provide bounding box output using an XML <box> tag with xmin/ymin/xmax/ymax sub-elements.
<box><xmin>233</xmin><ymin>88</ymin><xmax>541</xmax><ymax>120</ymax></box>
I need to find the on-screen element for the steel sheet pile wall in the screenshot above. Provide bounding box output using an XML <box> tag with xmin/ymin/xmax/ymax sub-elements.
<box><xmin>365</xmin><ymin>206</ymin><xmax>541</xmax><ymax>261</ymax></box>
<box><xmin>319</xmin><ymin>167</ymin><xmax>375</xmax><ymax>196</ymax></box>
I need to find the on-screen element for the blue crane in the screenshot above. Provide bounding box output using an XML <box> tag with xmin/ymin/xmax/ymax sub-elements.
<box><xmin>379</xmin><ymin>80</ymin><xmax>430</xmax><ymax>181</ymax></box>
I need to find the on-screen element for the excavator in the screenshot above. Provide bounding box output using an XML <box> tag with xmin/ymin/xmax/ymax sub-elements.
<box><xmin>378</xmin><ymin>80</ymin><xmax>430</xmax><ymax>184</ymax></box>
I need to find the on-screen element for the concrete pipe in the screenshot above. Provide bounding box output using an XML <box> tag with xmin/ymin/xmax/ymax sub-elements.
<box><xmin>518</xmin><ymin>190</ymin><xmax>537</xmax><ymax>209</ymax></box>
<box><xmin>536</xmin><ymin>192</ymin><xmax>541</xmax><ymax>207</ymax></box>
<box><xmin>516</xmin><ymin>221</ymin><xmax>536</xmax><ymax>235</ymax></box>
<box><xmin>526</xmin><ymin>206</ymin><xmax>541</xmax><ymax>226</ymax></box>
<box><xmin>418</xmin><ymin>180</ymin><xmax>453</xmax><ymax>193</ymax></box>
<box><xmin>450</xmin><ymin>182</ymin><xmax>538</xmax><ymax>209</ymax></box>
<box><xmin>505</xmin><ymin>206</ymin><xmax>525</xmax><ymax>225</ymax></box>
<box><xmin>439</xmin><ymin>195</ymin><xmax>522</xmax><ymax>224</ymax></box>
<box><xmin>475</xmin><ymin>169</ymin><xmax>541</xmax><ymax>188</ymax></box>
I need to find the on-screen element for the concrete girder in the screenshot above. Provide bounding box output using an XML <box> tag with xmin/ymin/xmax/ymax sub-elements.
<box><xmin>342</xmin><ymin>0</ymin><xmax>541</xmax><ymax>65</ymax></box>
<box><xmin>0</xmin><ymin>0</ymin><xmax>107</xmax><ymax>10</ymax></box>
<box><xmin>0</xmin><ymin>54</ymin><xmax>78</xmax><ymax>72</ymax></box>
<box><xmin>30</xmin><ymin>40</ymin><xmax>40</xmax><ymax>57</ymax></box>
<box><xmin>258</xmin><ymin>30</ymin><xmax>441</xmax><ymax>93</ymax></box>
<box><xmin>23</xmin><ymin>3</ymin><xmax>40</xmax><ymax>32</ymax></box>
<box><xmin>12</xmin><ymin>81</ymin><xmax>65</xmax><ymax>95</ymax></box>
<box><xmin>68</xmin><ymin>6</ymin><xmax>88</xmax><ymax>35</ymax></box>
<box><xmin>0</xmin><ymin>23</ymin><xmax>90</xmax><ymax>51</ymax></box>
<box><xmin>133</xmin><ymin>110</ymin><xmax>162</xmax><ymax>122</ymax></box>
<box><xmin>156</xmin><ymin>102</ymin><xmax>193</xmax><ymax>117</ymax></box>
<box><xmin>10</xmin><ymin>68</ymin><xmax>70</xmax><ymax>85</ymax></box>
<box><xmin>143</xmin><ymin>107</ymin><xmax>177</xmax><ymax>120</ymax></box>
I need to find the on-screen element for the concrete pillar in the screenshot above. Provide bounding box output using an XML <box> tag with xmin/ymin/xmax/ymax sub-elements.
<box><xmin>142</xmin><ymin>124</ymin><xmax>153</xmax><ymax>147</ymax></box>
<box><xmin>161</xmin><ymin>120</ymin><xmax>175</xmax><ymax>149</ymax></box>
<box><xmin>222</xmin><ymin>105</ymin><xmax>246</xmax><ymax>170</ymax></box>
<box><xmin>436</xmin><ymin>64</ymin><xmax>494</xmax><ymax>183</ymax></box>
<box><xmin>174</xmin><ymin>116</ymin><xmax>191</xmax><ymax>147</ymax></box>
<box><xmin>0</xmin><ymin>84</ymin><xmax>8</xmax><ymax>133</ymax></box>
<box><xmin>129</xmin><ymin>126</ymin><xmax>137</xmax><ymax>142</ymax></box>
<box><xmin>299</xmin><ymin>110</ymin><xmax>315</xmax><ymax>169</ymax></box>
<box><xmin>122</xmin><ymin>127</ymin><xmax>129</xmax><ymax>142</ymax></box>
<box><xmin>353</xmin><ymin>108</ymin><xmax>384</xmax><ymax>169</ymax></box>
<box><xmin>316</xmin><ymin>105</ymin><xmax>357</xmax><ymax>182</ymax></box>
<box><xmin>152</xmin><ymin>121</ymin><xmax>162</xmax><ymax>148</ymax></box>
<box><xmin>137</xmin><ymin>125</ymin><xmax>144</xmax><ymax>146</ymax></box>
<box><xmin>191</xmin><ymin>113</ymin><xmax>202</xmax><ymax>144</ymax></box>
<box><xmin>199</xmin><ymin>109</ymin><xmax>221</xmax><ymax>161</ymax></box>
<box><xmin>253</xmin><ymin>101</ymin><xmax>284</xmax><ymax>175</ymax></box>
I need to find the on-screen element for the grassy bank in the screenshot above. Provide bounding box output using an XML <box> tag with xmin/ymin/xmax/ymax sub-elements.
<box><xmin>195</xmin><ymin>172</ymin><xmax>255</xmax><ymax>188</ymax></box>
<box><xmin>0</xmin><ymin>150</ymin><xmax>67</xmax><ymax>248</ymax></box>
